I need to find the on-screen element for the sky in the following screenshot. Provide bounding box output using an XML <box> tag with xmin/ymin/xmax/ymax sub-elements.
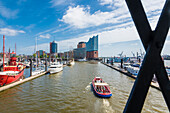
<box><xmin>0</xmin><ymin>0</ymin><xmax>169</xmax><ymax>57</ymax></box>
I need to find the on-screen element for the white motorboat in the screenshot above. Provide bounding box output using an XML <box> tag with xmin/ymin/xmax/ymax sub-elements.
<box><xmin>67</xmin><ymin>60</ymin><xmax>75</xmax><ymax>66</ymax></box>
<box><xmin>32</xmin><ymin>68</ymin><xmax>45</xmax><ymax>76</ymax></box>
<box><xmin>48</xmin><ymin>62</ymin><xmax>63</xmax><ymax>74</ymax></box>
<box><xmin>126</xmin><ymin>65</ymin><xmax>139</xmax><ymax>76</ymax></box>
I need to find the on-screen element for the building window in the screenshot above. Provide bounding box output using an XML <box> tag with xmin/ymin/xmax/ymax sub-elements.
<box><xmin>95</xmin><ymin>52</ymin><xmax>96</xmax><ymax>54</ymax></box>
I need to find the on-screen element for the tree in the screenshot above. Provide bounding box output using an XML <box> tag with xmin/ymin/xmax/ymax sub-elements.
<box><xmin>43</xmin><ymin>53</ymin><xmax>46</xmax><ymax>58</ymax></box>
<box><xmin>33</xmin><ymin>53</ymin><xmax>36</xmax><ymax>58</ymax></box>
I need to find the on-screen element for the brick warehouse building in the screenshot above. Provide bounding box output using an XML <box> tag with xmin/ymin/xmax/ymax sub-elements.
<box><xmin>86</xmin><ymin>35</ymin><xmax>98</xmax><ymax>60</ymax></box>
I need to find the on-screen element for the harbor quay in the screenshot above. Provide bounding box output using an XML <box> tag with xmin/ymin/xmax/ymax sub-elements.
<box><xmin>0</xmin><ymin>0</ymin><xmax>169</xmax><ymax>112</ymax></box>
<box><xmin>0</xmin><ymin>34</ymin><xmax>169</xmax><ymax>112</ymax></box>
<box><xmin>0</xmin><ymin>61</ymin><xmax>169</xmax><ymax>112</ymax></box>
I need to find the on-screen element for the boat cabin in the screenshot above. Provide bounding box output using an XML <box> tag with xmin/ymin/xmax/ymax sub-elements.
<box><xmin>94</xmin><ymin>83</ymin><xmax>110</xmax><ymax>93</ymax></box>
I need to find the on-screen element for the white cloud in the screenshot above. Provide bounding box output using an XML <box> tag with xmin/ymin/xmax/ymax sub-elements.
<box><xmin>39</xmin><ymin>34</ymin><xmax>51</xmax><ymax>39</ymax></box>
<box><xmin>60</xmin><ymin>5</ymin><xmax>129</xmax><ymax>29</ymax></box>
<box><xmin>0</xmin><ymin>28</ymin><xmax>25</xmax><ymax>36</ymax></box>
<box><xmin>25</xmin><ymin>24</ymin><xmax>35</xmax><ymax>30</ymax></box>
<box><xmin>0</xmin><ymin>1</ymin><xmax>19</xmax><ymax>19</ymax></box>
<box><xmin>99</xmin><ymin>0</ymin><xmax>113</xmax><ymax>5</ymax></box>
<box><xmin>50</xmin><ymin>0</ymin><xmax>70</xmax><ymax>7</ymax></box>
<box><xmin>98</xmin><ymin>0</ymin><xmax>165</xmax><ymax>30</ymax></box>
<box><xmin>21</xmin><ymin>24</ymin><xmax>140</xmax><ymax>54</ymax></box>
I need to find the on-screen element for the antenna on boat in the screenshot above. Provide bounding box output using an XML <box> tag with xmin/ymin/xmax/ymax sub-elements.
<box><xmin>3</xmin><ymin>35</ymin><xmax>5</xmax><ymax>71</ymax></box>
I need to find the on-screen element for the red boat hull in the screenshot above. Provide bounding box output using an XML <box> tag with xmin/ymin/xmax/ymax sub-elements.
<box><xmin>92</xmin><ymin>77</ymin><xmax>112</xmax><ymax>98</ymax></box>
<box><xmin>0</xmin><ymin>69</ymin><xmax>24</xmax><ymax>86</ymax></box>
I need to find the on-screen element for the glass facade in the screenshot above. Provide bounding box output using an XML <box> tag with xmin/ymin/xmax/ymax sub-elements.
<box><xmin>73</xmin><ymin>48</ymin><xmax>86</xmax><ymax>59</ymax></box>
<box><xmin>51</xmin><ymin>41</ymin><xmax>58</xmax><ymax>53</ymax></box>
<box><xmin>86</xmin><ymin>35</ymin><xmax>98</xmax><ymax>52</ymax></box>
<box><xmin>39</xmin><ymin>50</ymin><xmax>43</xmax><ymax>56</ymax></box>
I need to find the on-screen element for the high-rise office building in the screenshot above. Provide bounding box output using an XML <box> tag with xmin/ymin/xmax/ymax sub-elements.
<box><xmin>50</xmin><ymin>41</ymin><xmax>58</xmax><ymax>54</ymax></box>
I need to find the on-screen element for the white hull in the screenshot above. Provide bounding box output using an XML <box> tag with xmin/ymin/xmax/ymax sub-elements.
<box><xmin>126</xmin><ymin>66</ymin><xmax>139</xmax><ymax>76</ymax></box>
<box><xmin>49</xmin><ymin>67</ymin><xmax>63</xmax><ymax>74</ymax></box>
<box><xmin>32</xmin><ymin>69</ymin><xmax>45</xmax><ymax>76</ymax></box>
<box><xmin>48</xmin><ymin>63</ymin><xmax>63</xmax><ymax>74</ymax></box>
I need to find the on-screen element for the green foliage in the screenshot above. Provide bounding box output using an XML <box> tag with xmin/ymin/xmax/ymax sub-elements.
<box><xmin>33</xmin><ymin>53</ymin><xmax>36</xmax><ymax>58</ymax></box>
<box><xmin>43</xmin><ymin>53</ymin><xmax>46</xmax><ymax>58</ymax></box>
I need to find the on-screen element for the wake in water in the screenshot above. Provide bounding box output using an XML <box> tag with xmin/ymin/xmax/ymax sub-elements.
<box><xmin>83</xmin><ymin>82</ymin><xmax>92</xmax><ymax>93</ymax></box>
<box><xmin>102</xmin><ymin>99</ymin><xmax>115</xmax><ymax>113</ymax></box>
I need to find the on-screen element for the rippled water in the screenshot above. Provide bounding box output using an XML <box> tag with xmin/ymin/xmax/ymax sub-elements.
<box><xmin>0</xmin><ymin>62</ymin><xmax>168</xmax><ymax>113</ymax></box>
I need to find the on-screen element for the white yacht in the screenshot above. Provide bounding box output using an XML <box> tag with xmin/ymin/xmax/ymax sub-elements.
<box><xmin>32</xmin><ymin>68</ymin><xmax>45</xmax><ymax>76</ymax></box>
<box><xmin>48</xmin><ymin>62</ymin><xmax>63</xmax><ymax>74</ymax></box>
<box><xmin>126</xmin><ymin>65</ymin><xmax>139</xmax><ymax>76</ymax></box>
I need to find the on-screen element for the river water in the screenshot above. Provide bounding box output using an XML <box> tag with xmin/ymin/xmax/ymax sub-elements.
<box><xmin>0</xmin><ymin>62</ymin><xmax>169</xmax><ymax>113</ymax></box>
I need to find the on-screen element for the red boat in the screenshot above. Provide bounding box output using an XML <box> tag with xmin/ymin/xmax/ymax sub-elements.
<box><xmin>0</xmin><ymin>35</ymin><xmax>25</xmax><ymax>86</ymax></box>
<box><xmin>92</xmin><ymin>77</ymin><xmax>112</xmax><ymax>98</ymax></box>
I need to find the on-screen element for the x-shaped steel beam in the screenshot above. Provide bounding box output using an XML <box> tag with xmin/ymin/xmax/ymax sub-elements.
<box><xmin>124</xmin><ymin>0</ymin><xmax>170</xmax><ymax>112</ymax></box>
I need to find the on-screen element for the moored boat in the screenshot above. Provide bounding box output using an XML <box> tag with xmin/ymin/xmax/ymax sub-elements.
<box><xmin>0</xmin><ymin>35</ymin><xmax>25</xmax><ymax>86</ymax></box>
<box><xmin>48</xmin><ymin>62</ymin><xmax>63</xmax><ymax>74</ymax></box>
<box><xmin>92</xmin><ymin>77</ymin><xmax>112</xmax><ymax>98</ymax></box>
<box><xmin>0</xmin><ymin>52</ymin><xmax>25</xmax><ymax>86</ymax></box>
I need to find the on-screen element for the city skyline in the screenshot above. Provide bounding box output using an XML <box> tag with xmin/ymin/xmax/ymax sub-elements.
<box><xmin>0</xmin><ymin>0</ymin><xmax>169</xmax><ymax>57</ymax></box>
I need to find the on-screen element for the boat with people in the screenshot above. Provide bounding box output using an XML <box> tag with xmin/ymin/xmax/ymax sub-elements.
<box><xmin>92</xmin><ymin>77</ymin><xmax>112</xmax><ymax>98</ymax></box>
<box><xmin>48</xmin><ymin>62</ymin><xmax>63</xmax><ymax>74</ymax></box>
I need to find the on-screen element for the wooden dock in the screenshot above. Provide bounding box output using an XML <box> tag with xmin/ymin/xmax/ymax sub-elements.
<box><xmin>0</xmin><ymin>71</ymin><xmax>49</xmax><ymax>92</ymax></box>
<box><xmin>101</xmin><ymin>62</ymin><xmax>161</xmax><ymax>91</ymax></box>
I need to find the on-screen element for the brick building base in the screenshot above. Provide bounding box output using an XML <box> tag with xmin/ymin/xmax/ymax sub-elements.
<box><xmin>86</xmin><ymin>51</ymin><xmax>98</xmax><ymax>59</ymax></box>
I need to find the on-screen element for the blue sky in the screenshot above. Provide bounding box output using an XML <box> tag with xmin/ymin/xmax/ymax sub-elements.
<box><xmin>0</xmin><ymin>0</ymin><xmax>169</xmax><ymax>57</ymax></box>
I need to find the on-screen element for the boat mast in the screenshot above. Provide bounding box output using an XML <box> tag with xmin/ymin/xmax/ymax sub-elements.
<box><xmin>3</xmin><ymin>35</ymin><xmax>5</xmax><ymax>71</ymax></box>
<box><xmin>36</xmin><ymin>37</ymin><xmax>37</xmax><ymax>70</ymax></box>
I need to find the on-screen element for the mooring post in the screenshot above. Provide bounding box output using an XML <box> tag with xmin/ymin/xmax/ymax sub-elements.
<box><xmin>45</xmin><ymin>57</ymin><xmax>47</xmax><ymax>71</ymax></box>
<box><xmin>29</xmin><ymin>59</ymin><xmax>32</xmax><ymax>77</ymax></box>
<box><xmin>111</xmin><ymin>58</ymin><xmax>113</xmax><ymax>65</ymax></box>
<box><xmin>121</xmin><ymin>58</ymin><xmax>123</xmax><ymax>68</ymax></box>
<box><xmin>107</xmin><ymin>58</ymin><xmax>109</xmax><ymax>64</ymax></box>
